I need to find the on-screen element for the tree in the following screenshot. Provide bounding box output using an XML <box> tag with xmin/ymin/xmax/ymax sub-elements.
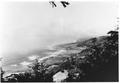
<box><xmin>1</xmin><ymin>68</ymin><xmax>5</xmax><ymax>82</ymax></box>
<box><xmin>107</xmin><ymin>30</ymin><xmax>118</xmax><ymax>42</ymax></box>
<box><xmin>28</xmin><ymin>59</ymin><xmax>47</xmax><ymax>82</ymax></box>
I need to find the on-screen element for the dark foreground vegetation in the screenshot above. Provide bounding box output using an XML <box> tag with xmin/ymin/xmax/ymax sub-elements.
<box><xmin>1</xmin><ymin>29</ymin><xmax>118</xmax><ymax>82</ymax></box>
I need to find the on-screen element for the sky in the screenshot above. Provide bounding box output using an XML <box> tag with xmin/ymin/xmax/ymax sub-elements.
<box><xmin>0</xmin><ymin>1</ymin><xmax>118</xmax><ymax>58</ymax></box>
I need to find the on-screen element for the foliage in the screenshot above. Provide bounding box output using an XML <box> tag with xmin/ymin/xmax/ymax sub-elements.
<box><xmin>60</xmin><ymin>29</ymin><xmax>118</xmax><ymax>82</ymax></box>
<box><xmin>4</xmin><ymin>59</ymin><xmax>53</xmax><ymax>82</ymax></box>
<box><xmin>1</xmin><ymin>68</ymin><xmax>5</xmax><ymax>82</ymax></box>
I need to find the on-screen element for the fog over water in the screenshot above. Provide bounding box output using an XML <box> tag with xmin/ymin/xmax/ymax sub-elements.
<box><xmin>0</xmin><ymin>1</ymin><xmax>118</xmax><ymax>72</ymax></box>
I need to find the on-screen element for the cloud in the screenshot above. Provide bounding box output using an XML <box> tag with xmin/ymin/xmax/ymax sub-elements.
<box><xmin>20</xmin><ymin>61</ymin><xmax>31</xmax><ymax>66</ymax></box>
<box><xmin>2</xmin><ymin>2</ymin><xmax>117</xmax><ymax>55</ymax></box>
<box><xmin>28</xmin><ymin>55</ymin><xmax>39</xmax><ymax>61</ymax></box>
<box><xmin>11</xmin><ymin>64</ymin><xmax>17</xmax><ymax>67</ymax></box>
<box><xmin>39</xmin><ymin>49</ymin><xmax>66</xmax><ymax>61</ymax></box>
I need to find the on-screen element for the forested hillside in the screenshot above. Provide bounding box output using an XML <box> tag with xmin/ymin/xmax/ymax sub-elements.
<box><xmin>1</xmin><ymin>29</ymin><xmax>118</xmax><ymax>82</ymax></box>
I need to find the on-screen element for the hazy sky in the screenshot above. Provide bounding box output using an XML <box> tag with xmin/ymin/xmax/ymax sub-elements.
<box><xmin>0</xmin><ymin>1</ymin><xmax>118</xmax><ymax>57</ymax></box>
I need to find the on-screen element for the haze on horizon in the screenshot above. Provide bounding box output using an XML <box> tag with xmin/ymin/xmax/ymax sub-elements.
<box><xmin>0</xmin><ymin>1</ymin><xmax>118</xmax><ymax>57</ymax></box>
